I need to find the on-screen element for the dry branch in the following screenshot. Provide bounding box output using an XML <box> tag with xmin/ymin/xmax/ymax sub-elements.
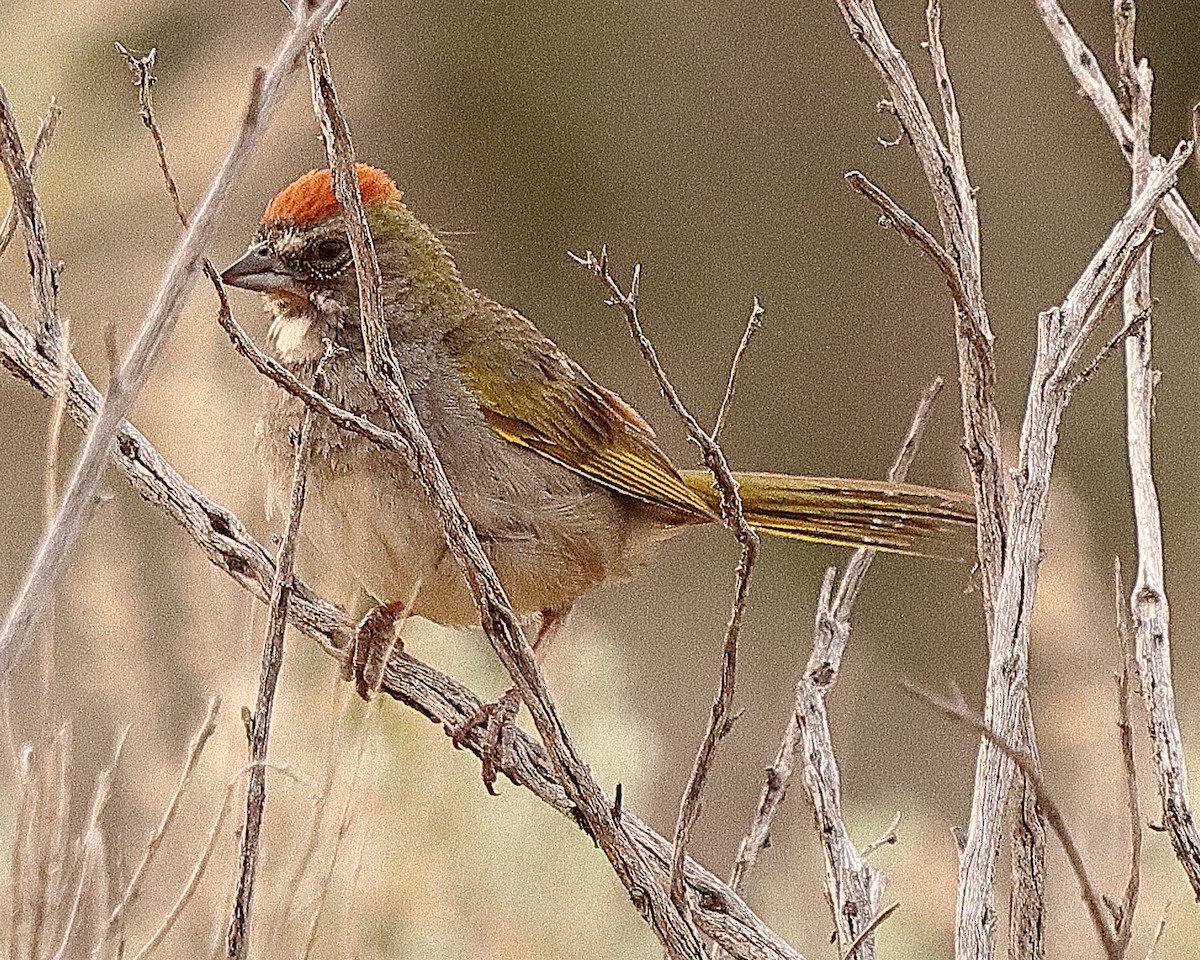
<box><xmin>97</xmin><ymin>697</ymin><xmax>221</xmax><ymax>953</ymax></box>
<box><xmin>0</xmin><ymin>98</ymin><xmax>59</xmax><ymax>261</ymax></box>
<box><xmin>1030</xmin><ymin>0</ymin><xmax>1200</xmax><ymax>265</ymax></box>
<box><xmin>227</xmin><ymin>393</ymin><xmax>318</xmax><ymax>960</ymax></box>
<box><xmin>568</xmin><ymin>248</ymin><xmax>761</xmax><ymax>913</ymax></box>
<box><xmin>0</xmin><ymin>299</ymin><xmax>804</xmax><ymax>960</ymax></box>
<box><xmin>0</xmin><ymin>0</ymin><xmax>347</xmax><ymax>684</ymax></box>
<box><xmin>721</xmin><ymin>377</ymin><xmax>942</xmax><ymax>960</ymax></box>
<box><xmin>907</xmin><ymin>686</ymin><xmax>1124</xmax><ymax>960</ymax></box>
<box><xmin>835</xmin><ymin>4</ymin><xmax>1193</xmax><ymax>959</ymax></box>
<box><xmin>1109</xmin><ymin>2</ymin><xmax>1200</xmax><ymax>901</ymax></box>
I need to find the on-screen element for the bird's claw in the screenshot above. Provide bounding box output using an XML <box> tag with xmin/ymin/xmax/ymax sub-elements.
<box><xmin>447</xmin><ymin>688</ymin><xmax>521</xmax><ymax>795</ymax></box>
<box><xmin>341</xmin><ymin>602</ymin><xmax>405</xmax><ymax>702</ymax></box>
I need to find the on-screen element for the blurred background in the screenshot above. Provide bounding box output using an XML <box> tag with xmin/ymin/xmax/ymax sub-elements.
<box><xmin>2</xmin><ymin>0</ymin><xmax>1200</xmax><ymax>957</ymax></box>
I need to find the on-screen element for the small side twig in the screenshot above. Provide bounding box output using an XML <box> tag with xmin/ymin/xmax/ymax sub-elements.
<box><xmin>94</xmin><ymin>697</ymin><xmax>221</xmax><ymax>955</ymax></box>
<box><xmin>570</xmin><ymin>248</ymin><xmax>760</xmax><ymax>914</ymax></box>
<box><xmin>841</xmin><ymin>902</ymin><xmax>901</xmax><ymax>960</ymax></box>
<box><xmin>0</xmin><ymin>98</ymin><xmax>60</xmax><ymax>261</ymax></box>
<box><xmin>115</xmin><ymin>43</ymin><xmax>188</xmax><ymax>227</ymax></box>
<box><xmin>844</xmin><ymin>171</ymin><xmax>971</xmax><ymax>318</ymax></box>
<box><xmin>905</xmin><ymin>685</ymin><xmax>1121</xmax><ymax>960</ymax></box>
<box><xmin>226</xmin><ymin>377</ymin><xmax>320</xmax><ymax>960</ymax></box>
<box><xmin>712</xmin><ymin>297</ymin><xmax>764</xmax><ymax>442</ymax></box>
<box><xmin>720</xmin><ymin>378</ymin><xmax>942</xmax><ymax>960</ymax></box>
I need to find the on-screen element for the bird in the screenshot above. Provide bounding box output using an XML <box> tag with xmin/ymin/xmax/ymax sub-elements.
<box><xmin>221</xmin><ymin>164</ymin><xmax>974</xmax><ymax>776</ymax></box>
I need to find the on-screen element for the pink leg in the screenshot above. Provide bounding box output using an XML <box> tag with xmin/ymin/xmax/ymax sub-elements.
<box><xmin>450</xmin><ymin>606</ymin><xmax>571</xmax><ymax>793</ymax></box>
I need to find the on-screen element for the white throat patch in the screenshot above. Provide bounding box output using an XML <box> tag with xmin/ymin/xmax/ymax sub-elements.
<box><xmin>267</xmin><ymin>310</ymin><xmax>319</xmax><ymax>363</ymax></box>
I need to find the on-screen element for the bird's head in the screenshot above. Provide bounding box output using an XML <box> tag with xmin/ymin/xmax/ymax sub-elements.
<box><xmin>222</xmin><ymin>164</ymin><xmax>462</xmax><ymax>362</ymax></box>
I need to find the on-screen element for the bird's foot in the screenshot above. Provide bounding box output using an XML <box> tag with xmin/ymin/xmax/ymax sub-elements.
<box><xmin>341</xmin><ymin>601</ymin><xmax>406</xmax><ymax>702</ymax></box>
<box><xmin>447</xmin><ymin>687</ymin><xmax>521</xmax><ymax>795</ymax></box>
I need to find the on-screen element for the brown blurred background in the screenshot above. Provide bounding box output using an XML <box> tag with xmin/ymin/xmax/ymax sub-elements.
<box><xmin>3</xmin><ymin>0</ymin><xmax>1200</xmax><ymax>957</ymax></box>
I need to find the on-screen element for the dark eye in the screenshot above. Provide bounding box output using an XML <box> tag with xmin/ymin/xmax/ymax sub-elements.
<box><xmin>312</xmin><ymin>237</ymin><xmax>348</xmax><ymax>263</ymax></box>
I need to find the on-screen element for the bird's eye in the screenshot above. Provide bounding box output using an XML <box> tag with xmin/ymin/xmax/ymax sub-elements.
<box><xmin>312</xmin><ymin>237</ymin><xmax>348</xmax><ymax>263</ymax></box>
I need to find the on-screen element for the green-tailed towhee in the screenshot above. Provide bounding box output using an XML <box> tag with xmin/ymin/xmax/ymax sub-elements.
<box><xmin>221</xmin><ymin>164</ymin><xmax>974</xmax><ymax>699</ymax></box>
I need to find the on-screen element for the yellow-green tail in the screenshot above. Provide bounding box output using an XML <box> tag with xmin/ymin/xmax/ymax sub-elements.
<box><xmin>679</xmin><ymin>470</ymin><xmax>976</xmax><ymax>561</ymax></box>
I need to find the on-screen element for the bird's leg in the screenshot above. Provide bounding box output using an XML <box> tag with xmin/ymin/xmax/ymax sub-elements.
<box><xmin>341</xmin><ymin>598</ymin><xmax>410</xmax><ymax>702</ymax></box>
<box><xmin>449</xmin><ymin>607</ymin><xmax>569</xmax><ymax>794</ymax></box>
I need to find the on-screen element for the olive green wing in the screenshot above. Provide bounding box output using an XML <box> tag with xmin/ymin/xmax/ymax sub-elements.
<box><xmin>449</xmin><ymin>308</ymin><xmax>713</xmax><ymax>519</ymax></box>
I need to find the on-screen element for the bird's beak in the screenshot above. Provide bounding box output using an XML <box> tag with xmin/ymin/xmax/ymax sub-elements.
<box><xmin>220</xmin><ymin>245</ymin><xmax>303</xmax><ymax>295</ymax></box>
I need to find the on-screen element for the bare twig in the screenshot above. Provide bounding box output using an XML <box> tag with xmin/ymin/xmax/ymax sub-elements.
<box><xmin>1112</xmin><ymin>562</ymin><xmax>1141</xmax><ymax>952</ymax></box>
<box><xmin>1142</xmin><ymin>905</ymin><xmax>1168</xmax><ymax>960</ymax></box>
<box><xmin>0</xmin><ymin>98</ymin><xmax>60</xmax><ymax>261</ymax></box>
<box><xmin>720</xmin><ymin>378</ymin><xmax>942</xmax><ymax>960</ymax></box>
<box><xmin>1030</xmin><ymin>0</ymin><xmax>1200</xmax><ymax>266</ymax></box>
<box><xmin>130</xmin><ymin>772</ymin><xmax>243</xmax><ymax>960</ymax></box>
<box><xmin>860</xmin><ymin>813</ymin><xmax>901</xmax><ymax>860</ymax></box>
<box><xmin>906</xmin><ymin>685</ymin><xmax>1121</xmax><ymax>960</ymax></box>
<box><xmin>1069</xmin><ymin>308</ymin><xmax>1149</xmax><ymax>393</ymax></box>
<box><xmin>0</xmin><ymin>298</ymin><xmax>804</xmax><ymax>960</ymax></box>
<box><xmin>844</xmin><ymin>171</ymin><xmax>971</xmax><ymax>318</ymax></box>
<box><xmin>227</xmin><ymin>383</ymin><xmax>319</xmax><ymax>960</ymax></box>
<box><xmin>95</xmin><ymin>697</ymin><xmax>221</xmax><ymax>954</ymax></box>
<box><xmin>115</xmin><ymin>43</ymin><xmax>189</xmax><ymax>228</ymax></box>
<box><xmin>0</xmin><ymin>0</ymin><xmax>347</xmax><ymax>684</ymax></box>
<box><xmin>712</xmin><ymin>297</ymin><xmax>764</xmax><ymax>441</ymax></box>
<box><xmin>1109</xmin><ymin>4</ymin><xmax>1200</xmax><ymax>901</ymax></box>
<box><xmin>569</xmin><ymin>248</ymin><xmax>760</xmax><ymax>915</ymax></box>
<box><xmin>841</xmin><ymin>902</ymin><xmax>900</xmax><ymax>960</ymax></box>
<box><xmin>307</xmin><ymin>38</ymin><xmax>712</xmax><ymax>960</ymax></box>
<box><xmin>0</xmin><ymin>84</ymin><xmax>58</xmax><ymax>343</ymax></box>
<box><xmin>299</xmin><ymin>710</ymin><xmax>371</xmax><ymax>960</ymax></box>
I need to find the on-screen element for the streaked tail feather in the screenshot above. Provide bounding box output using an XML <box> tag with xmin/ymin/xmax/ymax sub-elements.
<box><xmin>679</xmin><ymin>470</ymin><xmax>976</xmax><ymax>561</ymax></box>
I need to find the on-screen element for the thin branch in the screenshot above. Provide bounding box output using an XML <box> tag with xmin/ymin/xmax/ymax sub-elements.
<box><xmin>130</xmin><ymin>772</ymin><xmax>243</xmax><ymax>960</ymax></box>
<box><xmin>906</xmin><ymin>685</ymin><xmax>1121</xmax><ymax>960</ymax></box>
<box><xmin>712</xmin><ymin>297</ymin><xmax>764</xmax><ymax>441</ymax></box>
<box><xmin>720</xmin><ymin>378</ymin><xmax>943</xmax><ymax>960</ymax></box>
<box><xmin>1069</xmin><ymin>308</ymin><xmax>1148</xmax><ymax>394</ymax></box>
<box><xmin>1142</xmin><ymin>905</ymin><xmax>1168</xmax><ymax>960</ymax></box>
<box><xmin>0</xmin><ymin>298</ymin><xmax>804</xmax><ymax>960</ymax></box>
<box><xmin>0</xmin><ymin>98</ymin><xmax>60</xmax><ymax>261</ymax></box>
<box><xmin>0</xmin><ymin>0</ymin><xmax>347</xmax><ymax>684</ymax></box>
<box><xmin>227</xmin><ymin>376</ymin><xmax>319</xmax><ymax>960</ymax></box>
<box><xmin>1109</xmin><ymin>5</ymin><xmax>1200</xmax><ymax>901</ymax></box>
<box><xmin>96</xmin><ymin>697</ymin><xmax>221</xmax><ymax>953</ymax></box>
<box><xmin>844</xmin><ymin>170</ymin><xmax>971</xmax><ymax>318</ymax></box>
<box><xmin>307</xmin><ymin>38</ymin><xmax>712</xmax><ymax>960</ymax></box>
<box><xmin>1112</xmin><ymin>561</ymin><xmax>1141</xmax><ymax>954</ymax></box>
<box><xmin>569</xmin><ymin>248</ymin><xmax>760</xmax><ymax>914</ymax></box>
<box><xmin>115</xmin><ymin>43</ymin><xmax>189</xmax><ymax>228</ymax></box>
<box><xmin>1030</xmin><ymin>0</ymin><xmax>1200</xmax><ymax>266</ymax></box>
<box><xmin>841</xmin><ymin>902</ymin><xmax>900</xmax><ymax>960</ymax></box>
<box><xmin>0</xmin><ymin>84</ymin><xmax>58</xmax><ymax>343</ymax></box>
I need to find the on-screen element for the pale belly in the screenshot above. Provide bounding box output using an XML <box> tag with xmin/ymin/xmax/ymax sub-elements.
<box><xmin>263</xmin><ymin>410</ymin><xmax>681</xmax><ymax>626</ymax></box>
